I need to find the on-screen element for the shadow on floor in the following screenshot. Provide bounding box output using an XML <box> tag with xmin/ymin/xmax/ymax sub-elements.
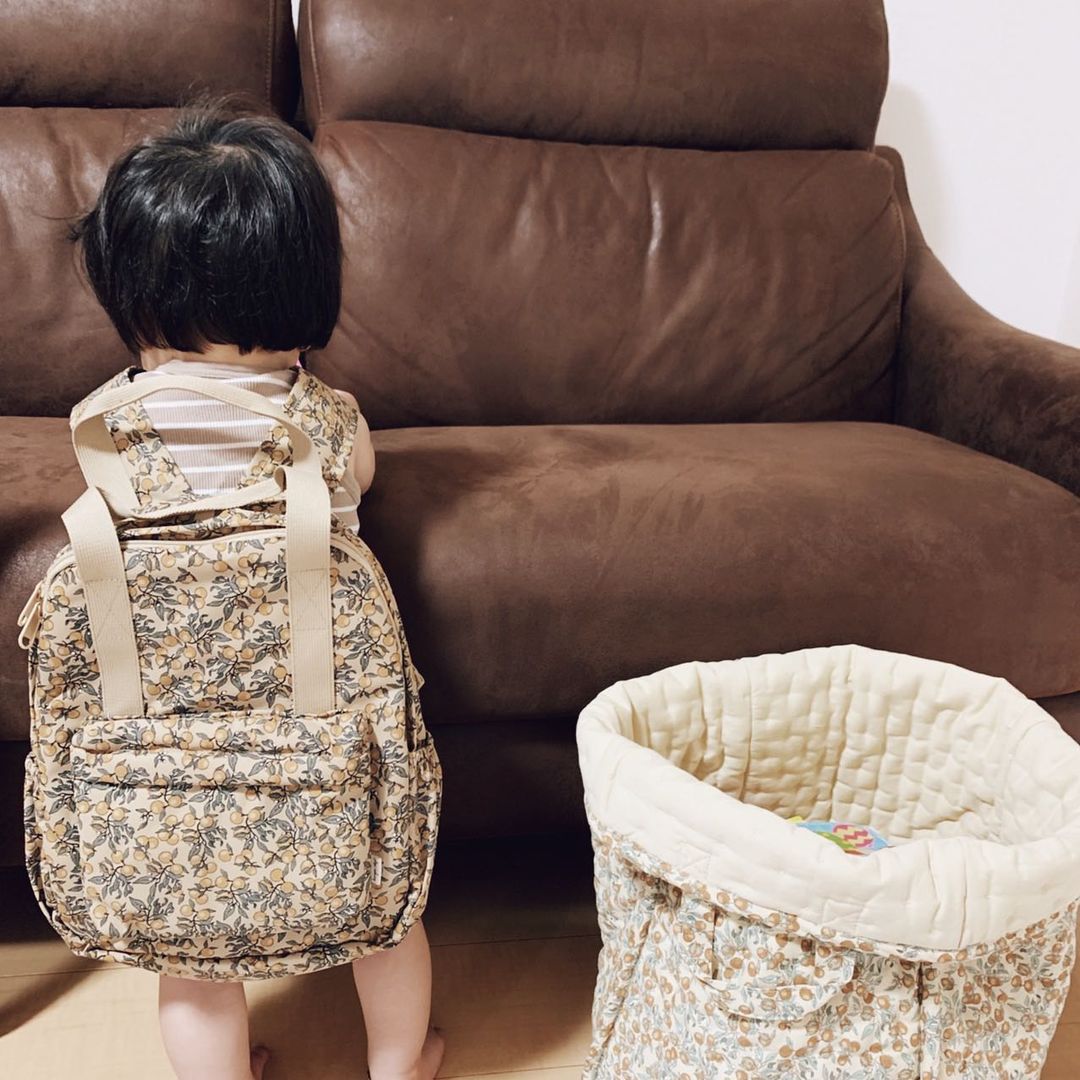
<box><xmin>0</xmin><ymin>967</ymin><xmax>102</xmax><ymax>1039</ymax></box>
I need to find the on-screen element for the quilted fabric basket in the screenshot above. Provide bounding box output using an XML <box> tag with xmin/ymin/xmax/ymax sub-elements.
<box><xmin>576</xmin><ymin>645</ymin><xmax>1080</xmax><ymax>1078</ymax></box>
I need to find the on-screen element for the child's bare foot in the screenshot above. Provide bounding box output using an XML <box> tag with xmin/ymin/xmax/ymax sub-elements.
<box><xmin>250</xmin><ymin>1044</ymin><xmax>271</xmax><ymax>1080</ymax></box>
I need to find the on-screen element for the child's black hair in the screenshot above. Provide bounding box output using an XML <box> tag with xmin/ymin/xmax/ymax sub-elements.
<box><xmin>67</xmin><ymin>91</ymin><xmax>342</xmax><ymax>358</ymax></box>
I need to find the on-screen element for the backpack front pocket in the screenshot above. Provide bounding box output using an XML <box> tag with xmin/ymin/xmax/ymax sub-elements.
<box><xmin>70</xmin><ymin>708</ymin><xmax>373</xmax><ymax>958</ymax></box>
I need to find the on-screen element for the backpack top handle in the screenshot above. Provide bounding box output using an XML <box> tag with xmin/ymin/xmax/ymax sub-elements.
<box><xmin>61</xmin><ymin>374</ymin><xmax>335</xmax><ymax>718</ymax></box>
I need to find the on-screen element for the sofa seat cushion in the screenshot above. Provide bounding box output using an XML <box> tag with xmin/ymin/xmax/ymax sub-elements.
<box><xmin>356</xmin><ymin>421</ymin><xmax>1080</xmax><ymax>717</ymax></box>
<box><xmin>1</xmin><ymin>418</ymin><xmax>88</xmax><ymax>740</ymax></box>
<box><xmin>2</xmin><ymin>418</ymin><xmax>1078</xmax><ymax>740</ymax></box>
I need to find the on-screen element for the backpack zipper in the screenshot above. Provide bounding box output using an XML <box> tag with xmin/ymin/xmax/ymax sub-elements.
<box><xmin>19</xmin><ymin>528</ymin><xmax>373</xmax><ymax>651</ymax></box>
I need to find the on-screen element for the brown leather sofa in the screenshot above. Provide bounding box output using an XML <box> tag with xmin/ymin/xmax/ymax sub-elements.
<box><xmin>2</xmin><ymin>0</ymin><xmax>1078</xmax><ymax>868</ymax></box>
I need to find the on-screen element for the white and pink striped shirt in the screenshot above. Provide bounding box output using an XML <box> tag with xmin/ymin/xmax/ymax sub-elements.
<box><xmin>135</xmin><ymin>358</ymin><xmax>362</xmax><ymax>531</ymax></box>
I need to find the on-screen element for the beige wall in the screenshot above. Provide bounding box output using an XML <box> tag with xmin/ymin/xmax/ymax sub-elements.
<box><xmin>879</xmin><ymin>1</ymin><xmax>1080</xmax><ymax>346</ymax></box>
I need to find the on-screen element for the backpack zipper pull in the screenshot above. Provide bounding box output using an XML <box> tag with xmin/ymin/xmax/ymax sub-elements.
<box><xmin>17</xmin><ymin>581</ymin><xmax>43</xmax><ymax>650</ymax></box>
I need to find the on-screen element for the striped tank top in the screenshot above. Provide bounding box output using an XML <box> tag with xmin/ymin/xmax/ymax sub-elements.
<box><xmin>135</xmin><ymin>358</ymin><xmax>361</xmax><ymax>531</ymax></box>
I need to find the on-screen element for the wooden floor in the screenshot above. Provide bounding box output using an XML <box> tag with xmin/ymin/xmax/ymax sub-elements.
<box><xmin>0</xmin><ymin>834</ymin><xmax>1077</xmax><ymax>1078</ymax></box>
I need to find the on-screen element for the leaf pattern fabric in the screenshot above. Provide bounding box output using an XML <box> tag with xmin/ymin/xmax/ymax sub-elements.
<box><xmin>584</xmin><ymin>820</ymin><xmax>1076</xmax><ymax>1079</ymax></box>
<box><xmin>23</xmin><ymin>368</ymin><xmax>441</xmax><ymax>980</ymax></box>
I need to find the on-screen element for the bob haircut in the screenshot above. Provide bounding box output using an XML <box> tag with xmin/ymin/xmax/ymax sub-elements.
<box><xmin>67</xmin><ymin>92</ymin><xmax>342</xmax><ymax>358</ymax></box>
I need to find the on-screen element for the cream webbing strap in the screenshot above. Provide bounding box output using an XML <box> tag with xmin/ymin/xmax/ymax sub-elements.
<box><xmin>61</xmin><ymin>488</ymin><xmax>143</xmax><ymax>717</ymax></box>
<box><xmin>281</xmin><ymin>466</ymin><xmax>335</xmax><ymax>715</ymax></box>
<box><xmin>61</xmin><ymin>471</ymin><xmax>335</xmax><ymax>718</ymax></box>
<box><xmin>65</xmin><ymin>373</ymin><xmax>336</xmax><ymax>716</ymax></box>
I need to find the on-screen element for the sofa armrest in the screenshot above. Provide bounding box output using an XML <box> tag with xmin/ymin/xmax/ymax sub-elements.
<box><xmin>878</xmin><ymin>146</ymin><xmax>1080</xmax><ymax>497</ymax></box>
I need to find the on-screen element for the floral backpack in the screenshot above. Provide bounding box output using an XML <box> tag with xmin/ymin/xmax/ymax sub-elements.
<box><xmin>18</xmin><ymin>367</ymin><xmax>441</xmax><ymax>980</ymax></box>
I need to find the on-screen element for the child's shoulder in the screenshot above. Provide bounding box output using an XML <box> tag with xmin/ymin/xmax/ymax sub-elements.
<box><xmin>293</xmin><ymin>366</ymin><xmax>352</xmax><ymax>401</ymax></box>
<box><xmin>289</xmin><ymin>368</ymin><xmax>360</xmax><ymax>430</ymax></box>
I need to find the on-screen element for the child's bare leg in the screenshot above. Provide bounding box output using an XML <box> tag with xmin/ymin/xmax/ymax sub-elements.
<box><xmin>158</xmin><ymin>973</ymin><xmax>269</xmax><ymax>1080</ymax></box>
<box><xmin>351</xmin><ymin>919</ymin><xmax>444</xmax><ymax>1080</ymax></box>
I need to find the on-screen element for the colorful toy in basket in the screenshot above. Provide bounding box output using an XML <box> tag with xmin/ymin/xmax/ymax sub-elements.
<box><xmin>788</xmin><ymin>816</ymin><xmax>891</xmax><ymax>855</ymax></box>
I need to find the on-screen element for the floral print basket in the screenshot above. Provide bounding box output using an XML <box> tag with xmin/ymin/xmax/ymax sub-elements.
<box><xmin>576</xmin><ymin>645</ymin><xmax>1080</xmax><ymax>1078</ymax></box>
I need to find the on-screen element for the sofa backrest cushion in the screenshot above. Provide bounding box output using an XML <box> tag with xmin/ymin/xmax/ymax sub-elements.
<box><xmin>1</xmin><ymin>0</ymin><xmax>300</xmax><ymax>417</ymax></box>
<box><xmin>300</xmin><ymin>0</ymin><xmax>888</xmax><ymax>151</ymax></box>
<box><xmin>0</xmin><ymin>109</ymin><xmax>178</xmax><ymax>416</ymax></box>
<box><xmin>306</xmin><ymin>122</ymin><xmax>904</xmax><ymax>428</ymax></box>
<box><xmin>1</xmin><ymin>0</ymin><xmax>298</xmax><ymax>119</ymax></box>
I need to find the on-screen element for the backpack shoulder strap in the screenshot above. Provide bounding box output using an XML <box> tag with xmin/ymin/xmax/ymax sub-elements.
<box><xmin>70</xmin><ymin>366</ymin><xmax>196</xmax><ymax>509</ymax></box>
<box><xmin>284</xmin><ymin>370</ymin><xmax>359</xmax><ymax>488</ymax></box>
<box><xmin>69</xmin><ymin>367</ymin><xmax>136</xmax><ymax>426</ymax></box>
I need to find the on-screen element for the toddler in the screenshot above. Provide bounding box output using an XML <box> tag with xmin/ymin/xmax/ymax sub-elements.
<box><xmin>66</xmin><ymin>93</ymin><xmax>444</xmax><ymax>1080</ymax></box>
